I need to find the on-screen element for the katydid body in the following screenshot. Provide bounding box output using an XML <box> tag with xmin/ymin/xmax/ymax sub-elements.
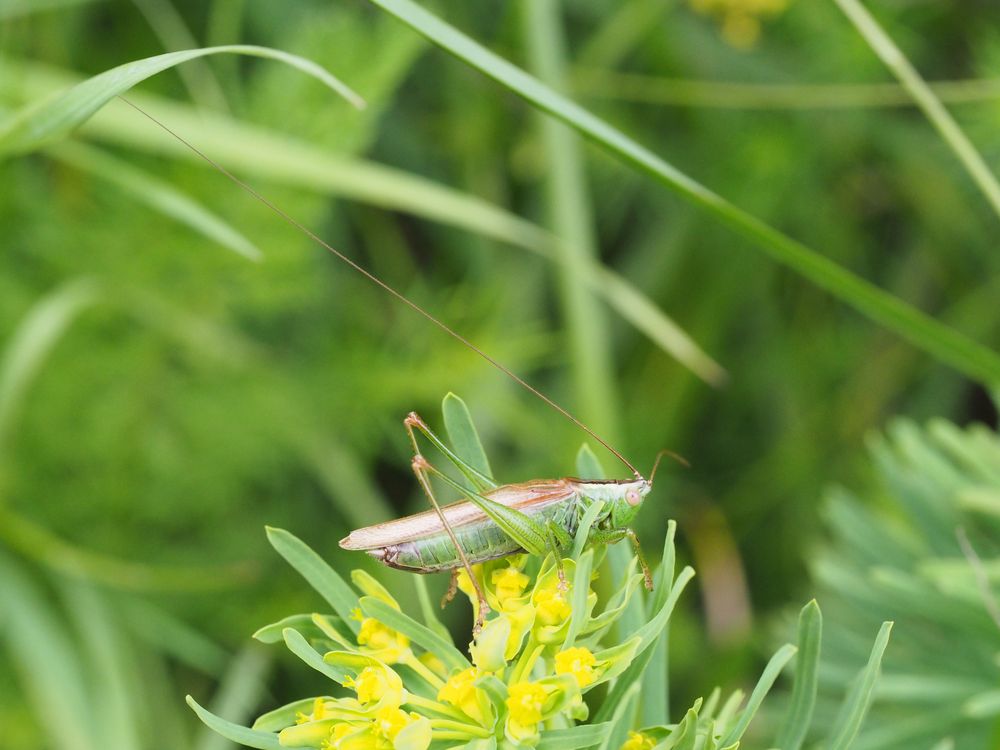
<box><xmin>339</xmin><ymin>476</ymin><xmax>649</xmax><ymax>572</ymax></box>
<box><xmin>339</xmin><ymin>411</ymin><xmax>657</xmax><ymax>628</ymax></box>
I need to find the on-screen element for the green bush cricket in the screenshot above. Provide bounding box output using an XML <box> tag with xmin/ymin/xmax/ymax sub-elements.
<box><xmin>120</xmin><ymin>98</ymin><xmax>674</xmax><ymax>629</ymax></box>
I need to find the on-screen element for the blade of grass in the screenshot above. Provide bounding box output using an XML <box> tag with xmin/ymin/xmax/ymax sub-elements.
<box><xmin>0</xmin><ymin>278</ymin><xmax>98</xmax><ymax>455</ymax></box>
<box><xmin>0</xmin><ymin>45</ymin><xmax>362</xmax><ymax>156</ymax></box>
<box><xmin>366</xmin><ymin>0</ymin><xmax>1000</xmax><ymax>385</ymax></box>
<box><xmin>48</xmin><ymin>140</ymin><xmax>261</xmax><ymax>260</ymax></box>
<box><xmin>0</xmin><ymin>507</ymin><xmax>256</xmax><ymax>590</ymax></box>
<box><xmin>573</xmin><ymin>70</ymin><xmax>1000</xmax><ymax>109</ymax></box>
<box><xmin>0</xmin><ymin>551</ymin><xmax>97</xmax><ymax>750</ymax></box>
<box><xmin>523</xmin><ymin>0</ymin><xmax>620</xmax><ymax>439</ymax></box>
<box><xmin>776</xmin><ymin>600</ymin><xmax>823</xmax><ymax>750</ymax></box>
<box><xmin>825</xmin><ymin>621</ymin><xmax>894</xmax><ymax>750</ymax></box>
<box><xmin>131</xmin><ymin>0</ymin><xmax>230</xmax><ymax>111</ymax></box>
<box><xmin>1</xmin><ymin>57</ymin><xmax>724</xmax><ymax>384</ymax></box>
<box><xmin>833</xmin><ymin>0</ymin><xmax>1000</xmax><ymax>223</ymax></box>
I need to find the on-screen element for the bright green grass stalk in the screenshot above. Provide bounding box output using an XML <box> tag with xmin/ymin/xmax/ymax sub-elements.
<box><xmin>833</xmin><ymin>0</ymin><xmax>1000</xmax><ymax>224</ymax></box>
<box><xmin>365</xmin><ymin>0</ymin><xmax>1000</xmax><ymax>386</ymax></box>
<box><xmin>522</xmin><ymin>0</ymin><xmax>622</xmax><ymax>443</ymax></box>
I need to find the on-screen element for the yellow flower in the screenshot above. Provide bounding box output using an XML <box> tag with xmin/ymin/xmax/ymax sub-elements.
<box><xmin>492</xmin><ymin>565</ymin><xmax>530</xmax><ymax>608</ymax></box>
<box><xmin>350</xmin><ymin>666</ymin><xmax>392</xmax><ymax>705</ymax></box>
<box><xmin>533</xmin><ymin>585</ymin><xmax>572</xmax><ymax>627</ymax></box>
<box><xmin>374</xmin><ymin>706</ymin><xmax>410</xmax><ymax>741</ymax></box>
<box><xmin>320</xmin><ymin>723</ymin><xmax>360</xmax><ymax>749</ymax></box>
<box><xmin>621</xmin><ymin>730</ymin><xmax>655</xmax><ymax>750</ymax></box>
<box><xmin>357</xmin><ymin>618</ymin><xmax>410</xmax><ymax>663</ymax></box>
<box><xmin>295</xmin><ymin>697</ymin><xmax>329</xmax><ymax>724</ymax></box>
<box><xmin>555</xmin><ymin>646</ymin><xmax>598</xmax><ymax>688</ymax></box>
<box><xmin>506</xmin><ymin>681</ymin><xmax>547</xmax><ymax>726</ymax></box>
<box><xmin>437</xmin><ymin>667</ymin><xmax>487</xmax><ymax>724</ymax></box>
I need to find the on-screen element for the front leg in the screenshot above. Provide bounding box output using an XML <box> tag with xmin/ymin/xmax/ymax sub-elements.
<box><xmin>589</xmin><ymin>527</ymin><xmax>653</xmax><ymax>591</ymax></box>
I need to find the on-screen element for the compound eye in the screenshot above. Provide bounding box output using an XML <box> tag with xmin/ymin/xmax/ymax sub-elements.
<box><xmin>626</xmin><ymin>490</ymin><xmax>642</xmax><ymax>506</ymax></box>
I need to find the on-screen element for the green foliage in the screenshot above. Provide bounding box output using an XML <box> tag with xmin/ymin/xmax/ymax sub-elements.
<box><xmin>1</xmin><ymin>1</ymin><xmax>998</xmax><ymax>748</ymax></box>
<box><xmin>806</xmin><ymin>419</ymin><xmax>1000</xmax><ymax>749</ymax></box>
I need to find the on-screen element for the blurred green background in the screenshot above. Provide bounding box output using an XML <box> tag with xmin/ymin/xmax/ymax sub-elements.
<box><xmin>2</xmin><ymin>0</ymin><xmax>999</xmax><ymax>747</ymax></box>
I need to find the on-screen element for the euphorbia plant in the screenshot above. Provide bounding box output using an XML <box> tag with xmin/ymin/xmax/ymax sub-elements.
<box><xmin>188</xmin><ymin>396</ymin><xmax>892</xmax><ymax>750</ymax></box>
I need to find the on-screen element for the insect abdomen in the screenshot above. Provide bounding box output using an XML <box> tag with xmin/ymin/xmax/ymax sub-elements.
<box><xmin>371</xmin><ymin>499</ymin><xmax>577</xmax><ymax>572</ymax></box>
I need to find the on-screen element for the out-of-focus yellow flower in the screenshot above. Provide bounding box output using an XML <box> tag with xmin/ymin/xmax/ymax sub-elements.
<box><xmin>688</xmin><ymin>0</ymin><xmax>790</xmax><ymax>48</ymax></box>
<box><xmin>621</xmin><ymin>730</ymin><xmax>656</xmax><ymax>750</ymax></box>
<box><xmin>437</xmin><ymin>667</ymin><xmax>488</xmax><ymax>724</ymax></box>
<box><xmin>492</xmin><ymin>565</ymin><xmax>530</xmax><ymax>607</ymax></box>
<box><xmin>356</xmin><ymin>617</ymin><xmax>410</xmax><ymax>664</ymax></box>
<box><xmin>507</xmin><ymin>681</ymin><xmax>547</xmax><ymax>724</ymax></box>
<box><xmin>505</xmin><ymin>680</ymin><xmax>549</xmax><ymax>743</ymax></box>
<box><xmin>349</xmin><ymin>666</ymin><xmax>392</xmax><ymax>705</ymax></box>
<box><xmin>555</xmin><ymin>647</ymin><xmax>598</xmax><ymax>688</ymax></box>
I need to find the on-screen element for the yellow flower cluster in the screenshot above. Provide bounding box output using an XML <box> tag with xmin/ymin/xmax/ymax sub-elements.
<box><xmin>261</xmin><ymin>553</ymin><xmax>647</xmax><ymax>749</ymax></box>
<box><xmin>689</xmin><ymin>0</ymin><xmax>791</xmax><ymax>48</ymax></box>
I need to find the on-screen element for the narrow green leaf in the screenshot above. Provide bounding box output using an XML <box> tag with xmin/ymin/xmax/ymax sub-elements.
<box><xmin>833</xmin><ymin>0</ymin><xmax>1000</xmax><ymax>223</ymax></box>
<box><xmin>253</xmin><ymin>698</ymin><xmax>327</xmax><ymax>732</ymax></box>
<box><xmin>265</xmin><ymin>527</ymin><xmax>360</xmax><ymax>634</ymax></box>
<box><xmin>282</xmin><ymin>628</ymin><xmax>350</xmax><ymax>684</ymax></box>
<box><xmin>825</xmin><ymin>621</ymin><xmax>894</xmax><ymax>750</ymax></box>
<box><xmin>0</xmin><ymin>45</ymin><xmax>361</xmax><ymax>156</ymax></box>
<box><xmin>598</xmin><ymin>682</ymin><xmax>641</xmax><ymax>750</ymax></box>
<box><xmin>252</xmin><ymin>614</ymin><xmax>335</xmax><ymax>645</ymax></box>
<box><xmin>0</xmin><ymin>278</ymin><xmax>99</xmax><ymax>452</ymax></box>
<box><xmin>195</xmin><ymin>647</ymin><xmax>273</xmax><ymax>750</ymax></box>
<box><xmin>572</xmin><ymin>500</ymin><xmax>604</xmax><ymax>560</ymax></box>
<box><xmin>413</xmin><ymin>575</ymin><xmax>452</xmax><ymax>641</ymax></box>
<box><xmin>564</xmin><ymin>548</ymin><xmax>594</xmax><ymax>648</ymax></box>
<box><xmin>776</xmin><ymin>600</ymin><xmax>823</xmax><ymax>750</ymax></box>
<box><xmin>538</xmin><ymin>722</ymin><xmax>614</xmax><ymax>750</ymax></box>
<box><xmin>187</xmin><ymin>695</ymin><xmax>282</xmax><ymax>750</ymax></box>
<box><xmin>640</xmin><ymin>520</ymin><xmax>677</xmax><ymax>726</ymax></box>
<box><xmin>48</xmin><ymin>140</ymin><xmax>261</xmax><ymax>260</ymax></box>
<box><xmin>720</xmin><ymin>643</ymin><xmax>797</xmax><ymax>746</ymax></box>
<box><xmin>595</xmin><ymin>566</ymin><xmax>694</xmax><ymax>723</ymax></box>
<box><xmin>576</xmin><ymin>443</ymin><xmax>606</xmax><ymax>480</ymax></box>
<box><xmin>359</xmin><ymin>596</ymin><xmax>470</xmax><ymax>672</ymax></box>
<box><xmin>367</xmin><ymin>0</ymin><xmax>1000</xmax><ymax>385</ymax></box>
<box><xmin>442</xmin><ymin>392</ymin><xmax>494</xmax><ymax>485</ymax></box>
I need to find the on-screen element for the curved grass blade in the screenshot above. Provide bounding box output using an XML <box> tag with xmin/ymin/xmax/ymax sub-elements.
<box><xmin>776</xmin><ymin>600</ymin><xmax>822</xmax><ymax>750</ymax></box>
<box><xmin>0</xmin><ymin>551</ymin><xmax>96</xmax><ymax>750</ymax></box>
<box><xmin>0</xmin><ymin>45</ymin><xmax>362</xmax><ymax>157</ymax></box>
<box><xmin>265</xmin><ymin>527</ymin><xmax>360</xmax><ymax>634</ymax></box>
<box><xmin>523</xmin><ymin>0</ymin><xmax>620</xmax><ymax>438</ymax></box>
<box><xmin>825</xmin><ymin>621</ymin><xmax>894</xmax><ymax>750</ymax></box>
<box><xmin>2</xmin><ymin>57</ymin><xmax>724</xmax><ymax>384</ymax></box>
<box><xmin>597</xmin><ymin>682</ymin><xmax>641</xmax><ymax>750</ymax></box>
<box><xmin>833</xmin><ymin>0</ymin><xmax>1000</xmax><ymax>223</ymax></box>
<box><xmin>187</xmin><ymin>695</ymin><xmax>282</xmax><ymax>750</ymax></box>
<box><xmin>0</xmin><ymin>507</ymin><xmax>256</xmax><ymax>591</ymax></box>
<box><xmin>366</xmin><ymin>0</ymin><xmax>1000</xmax><ymax>385</ymax></box>
<box><xmin>359</xmin><ymin>596</ymin><xmax>470</xmax><ymax>672</ymax></box>
<box><xmin>0</xmin><ymin>278</ymin><xmax>99</xmax><ymax>453</ymax></box>
<box><xmin>720</xmin><ymin>643</ymin><xmax>797</xmax><ymax>746</ymax></box>
<box><xmin>48</xmin><ymin>140</ymin><xmax>261</xmax><ymax>260</ymax></box>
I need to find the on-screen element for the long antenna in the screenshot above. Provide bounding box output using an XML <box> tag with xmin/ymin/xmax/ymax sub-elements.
<box><xmin>116</xmin><ymin>96</ymin><xmax>641</xmax><ymax>479</ymax></box>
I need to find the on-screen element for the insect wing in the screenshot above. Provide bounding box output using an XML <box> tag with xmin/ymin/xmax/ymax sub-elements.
<box><xmin>339</xmin><ymin>480</ymin><xmax>575</xmax><ymax>550</ymax></box>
